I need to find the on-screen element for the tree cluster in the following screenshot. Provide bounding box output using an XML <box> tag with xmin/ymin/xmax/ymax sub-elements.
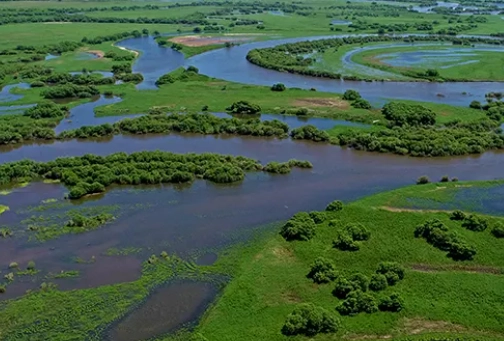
<box><xmin>333</xmin><ymin>222</ymin><xmax>371</xmax><ymax>251</ymax></box>
<box><xmin>281</xmin><ymin>303</ymin><xmax>339</xmax><ymax>337</ymax></box>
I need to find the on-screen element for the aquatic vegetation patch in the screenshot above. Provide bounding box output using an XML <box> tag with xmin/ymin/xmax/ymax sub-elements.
<box><xmin>0</xmin><ymin>151</ymin><xmax>311</xmax><ymax>199</ymax></box>
<box><xmin>0</xmin><ymin>205</ymin><xmax>9</xmax><ymax>215</ymax></box>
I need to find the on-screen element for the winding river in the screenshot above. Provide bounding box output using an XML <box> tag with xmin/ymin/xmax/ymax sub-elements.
<box><xmin>2</xmin><ymin>33</ymin><xmax>504</xmax><ymax>339</ymax></box>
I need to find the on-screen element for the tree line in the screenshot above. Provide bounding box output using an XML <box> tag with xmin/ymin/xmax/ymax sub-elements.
<box><xmin>0</xmin><ymin>151</ymin><xmax>312</xmax><ymax>199</ymax></box>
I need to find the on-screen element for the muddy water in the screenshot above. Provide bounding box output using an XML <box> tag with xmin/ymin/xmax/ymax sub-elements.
<box><xmin>109</xmin><ymin>281</ymin><xmax>217</xmax><ymax>341</ymax></box>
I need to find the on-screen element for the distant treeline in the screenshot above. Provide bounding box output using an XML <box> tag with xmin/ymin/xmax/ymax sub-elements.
<box><xmin>0</xmin><ymin>151</ymin><xmax>312</xmax><ymax>199</ymax></box>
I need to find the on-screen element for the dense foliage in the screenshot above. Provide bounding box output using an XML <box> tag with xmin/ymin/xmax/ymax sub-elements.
<box><xmin>226</xmin><ymin>101</ymin><xmax>262</xmax><ymax>115</ymax></box>
<box><xmin>0</xmin><ymin>151</ymin><xmax>310</xmax><ymax>199</ymax></box>
<box><xmin>281</xmin><ymin>304</ymin><xmax>339</xmax><ymax>336</ymax></box>
<box><xmin>280</xmin><ymin>212</ymin><xmax>317</xmax><ymax>241</ymax></box>
<box><xmin>382</xmin><ymin>102</ymin><xmax>436</xmax><ymax>127</ymax></box>
<box><xmin>307</xmin><ymin>257</ymin><xmax>338</xmax><ymax>284</ymax></box>
<box><xmin>41</xmin><ymin>84</ymin><xmax>100</xmax><ymax>99</ymax></box>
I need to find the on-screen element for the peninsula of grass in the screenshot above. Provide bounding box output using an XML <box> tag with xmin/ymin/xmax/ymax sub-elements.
<box><xmin>192</xmin><ymin>180</ymin><xmax>504</xmax><ymax>341</ymax></box>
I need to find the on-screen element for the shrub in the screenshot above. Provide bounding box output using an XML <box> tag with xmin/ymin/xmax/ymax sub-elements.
<box><xmin>156</xmin><ymin>73</ymin><xmax>176</xmax><ymax>85</ymax></box>
<box><xmin>469</xmin><ymin>100</ymin><xmax>482</xmax><ymax>109</ymax></box>
<box><xmin>337</xmin><ymin>290</ymin><xmax>378</xmax><ymax>315</ymax></box>
<box><xmin>333</xmin><ymin>232</ymin><xmax>359</xmax><ymax>251</ymax></box>
<box><xmin>290</xmin><ymin>125</ymin><xmax>330</xmax><ymax>142</ymax></box>
<box><xmin>379</xmin><ymin>293</ymin><xmax>404</xmax><ymax>312</ymax></box>
<box><xmin>30</xmin><ymin>81</ymin><xmax>45</xmax><ymax>88</ymax></box>
<box><xmin>326</xmin><ymin>200</ymin><xmax>343</xmax><ymax>212</ymax></box>
<box><xmin>281</xmin><ymin>303</ymin><xmax>339</xmax><ymax>336</ymax></box>
<box><xmin>8</xmin><ymin>262</ymin><xmax>18</xmax><ymax>269</ymax></box>
<box><xmin>226</xmin><ymin>101</ymin><xmax>261</xmax><ymax>115</ymax></box>
<box><xmin>187</xmin><ymin>65</ymin><xmax>199</xmax><ymax>73</ymax></box>
<box><xmin>462</xmin><ymin>215</ymin><xmax>488</xmax><ymax>232</ymax></box>
<box><xmin>416</xmin><ymin>176</ymin><xmax>430</xmax><ymax>185</ymax></box>
<box><xmin>376</xmin><ymin>262</ymin><xmax>405</xmax><ymax>285</ymax></box>
<box><xmin>491</xmin><ymin>224</ymin><xmax>504</xmax><ymax>238</ymax></box>
<box><xmin>447</xmin><ymin>241</ymin><xmax>476</xmax><ymax>261</ymax></box>
<box><xmin>332</xmin><ymin>276</ymin><xmax>354</xmax><ymax>299</ymax></box>
<box><xmin>440</xmin><ymin>175</ymin><xmax>449</xmax><ymax>182</ymax></box>
<box><xmin>201</xmin><ymin>105</ymin><xmax>209</xmax><ymax>111</ymax></box>
<box><xmin>382</xmin><ymin>102</ymin><xmax>436</xmax><ymax>127</ymax></box>
<box><xmin>342</xmin><ymin>89</ymin><xmax>361</xmax><ymax>101</ymax></box>
<box><xmin>369</xmin><ymin>273</ymin><xmax>388</xmax><ymax>291</ymax></box>
<box><xmin>27</xmin><ymin>260</ymin><xmax>36</xmax><ymax>270</ymax></box>
<box><xmin>309</xmin><ymin>211</ymin><xmax>327</xmax><ymax>224</ymax></box>
<box><xmin>307</xmin><ymin>257</ymin><xmax>338</xmax><ymax>283</ymax></box>
<box><xmin>450</xmin><ymin>210</ymin><xmax>466</xmax><ymax>221</ymax></box>
<box><xmin>280</xmin><ymin>212</ymin><xmax>316</xmax><ymax>241</ymax></box>
<box><xmin>271</xmin><ymin>83</ymin><xmax>286</xmax><ymax>91</ymax></box>
<box><xmin>351</xmin><ymin>98</ymin><xmax>372</xmax><ymax>109</ymax></box>
<box><xmin>0</xmin><ymin>285</ymin><xmax>5</xmax><ymax>294</ymax></box>
<box><xmin>349</xmin><ymin>273</ymin><xmax>369</xmax><ymax>292</ymax></box>
<box><xmin>344</xmin><ymin>223</ymin><xmax>370</xmax><ymax>241</ymax></box>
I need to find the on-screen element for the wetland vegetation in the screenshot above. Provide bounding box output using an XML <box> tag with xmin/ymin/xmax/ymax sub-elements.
<box><xmin>1</xmin><ymin>0</ymin><xmax>504</xmax><ymax>339</ymax></box>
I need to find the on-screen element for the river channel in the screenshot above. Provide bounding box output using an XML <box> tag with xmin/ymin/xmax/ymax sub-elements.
<box><xmin>1</xmin><ymin>33</ymin><xmax>504</xmax><ymax>339</ymax></box>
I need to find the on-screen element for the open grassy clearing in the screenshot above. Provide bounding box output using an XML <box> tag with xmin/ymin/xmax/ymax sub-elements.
<box><xmin>194</xmin><ymin>181</ymin><xmax>504</xmax><ymax>340</ymax></box>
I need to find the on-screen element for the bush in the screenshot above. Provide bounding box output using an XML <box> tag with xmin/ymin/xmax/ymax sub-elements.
<box><xmin>333</xmin><ymin>232</ymin><xmax>359</xmax><ymax>251</ymax></box>
<box><xmin>156</xmin><ymin>73</ymin><xmax>176</xmax><ymax>85</ymax></box>
<box><xmin>309</xmin><ymin>211</ymin><xmax>326</xmax><ymax>224</ymax></box>
<box><xmin>462</xmin><ymin>215</ymin><xmax>488</xmax><ymax>232</ymax></box>
<box><xmin>416</xmin><ymin>176</ymin><xmax>430</xmax><ymax>185</ymax></box>
<box><xmin>469</xmin><ymin>100</ymin><xmax>482</xmax><ymax>109</ymax></box>
<box><xmin>369</xmin><ymin>273</ymin><xmax>388</xmax><ymax>291</ymax></box>
<box><xmin>307</xmin><ymin>257</ymin><xmax>338</xmax><ymax>283</ymax></box>
<box><xmin>280</xmin><ymin>212</ymin><xmax>316</xmax><ymax>241</ymax></box>
<box><xmin>332</xmin><ymin>276</ymin><xmax>354</xmax><ymax>299</ymax></box>
<box><xmin>226</xmin><ymin>101</ymin><xmax>261</xmax><ymax>115</ymax></box>
<box><xmin>187</xmin><ymin>65</ymin><xmax>199</xmax><ymax>73</ymax></box>
<box><xmin>342</xmin><ymin>89</ymin><xmax>361</xmax><ymax>101</ymax></box>
<box><xmin>351</xmin><ymin>98</ymin><xmax>372</xmax><ymax>109</ymax></box>
<box><xmin>440</xmin><ymin>175</ymin><xmax>449</xmax><ymax>182</ymax></box>
<box><xmin>344</xmin><ymin>223</ymin><xmax>370</xmax><ymax>241</ymax></box>
<box><xmin>349</xmin><ymin>273</ymin><xmax>369</xmax><ymax>292</ymax></box>
<box><xmin>326</xmin><ymin>200</ymin><xmax>343</xmax><ymax>212</ymax></box>
<box><xmin>27</xmin><ymin>260</ymin><xmax>36</xmax><ymax>270</ymax></box>
<box><xmin>447</xmin><ymin>241</ymin><xmax>476</xmax><ymax>261</ymax></box>
<box><xmin>271</xmin><ymin>83</ymin><xmax>286</xmax><ymax>91</ymax></box>
<box><xmin>30</xmin><ymin>81</ymin><xmax>45</xmax><ymax>88</ymax></box>
<box><xmin>450</xmin><ymin>210</ymin><xmax>466</xmax><ymax>221</ymax></box>
<box><xmin>378</xmin><ymin>293</ymin><xmax>404</xmax><ymax>312</ymax></box>
<box><xmin>382</xmin><ymin>102</ymin><xmax>436</xmax><ymax>127</ymax></box>
<box><xmin>281</xmin><ymin>303</ymin><xmax>339</xmax><ymax>336</ymax></box>
<box><xmin>376</xmin><ymin>262</ymin><xmax>405</xmax><ymax>285</ymax></box>
<box><xmin>337</xmin><ymin>290</ymin><xmax>378</xmax><ymax>315</ymax></box>
<box><xmin>8</xmin><ymin>262</ymin><xmax>18</xmax><ymax>269</ymax></box>
<box><xmin>491</xmin><ymin>224</ymin><xmax>504</xmax><ymax>238</ymax></box>
<box><xmin>290</xmin><ymin>125</ymin><xmax>329</xmax><ymax>142</ymax></box>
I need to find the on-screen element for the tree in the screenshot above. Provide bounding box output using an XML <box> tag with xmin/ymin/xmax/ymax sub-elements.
<box><xmin>342</xmin><ymin>89</ymin><xmax>361</xmax><ymax>101</ymax></box>
<box><xmin>282</xmin><ymin>303</ymin><xmax>339</xmax><ymax>336</ymax></box>
<box><xmin>271</xmin><ymin>83</ymin><xmax>286</xmax><ymax>92</ymax></box>
<box><xmin>352</xmin><ymin>98</ymin><xmax>372</xmax><ymax>109</ymax></box>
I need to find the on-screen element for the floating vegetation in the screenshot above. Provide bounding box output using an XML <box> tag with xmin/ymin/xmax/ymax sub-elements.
<box><xmin>105</xmin><ymin>247</ymin><xmax>143</xmax><ymax>256</ymax></box>
<box><xmin>47</xmin><ymin>270</ymin><xmax>80</xmax><ymax>279</ymax></box>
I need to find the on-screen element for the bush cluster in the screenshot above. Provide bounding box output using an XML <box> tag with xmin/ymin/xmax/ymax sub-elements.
<box><xmin>290</xmin><ymin>125</ymin><xmax>330</xmax><ymax>142</ymax></box>
<box><xmin>23</xmin><ymin>103</ymin><xmax>68</xmax><ymax>119</ymax></box>
<box><xmin>382</xmin><ymin>102</ymin><xmax>436</xmax><ymax>127</ymax></box>
<box><xmin>263</xmin><ymin>159</ymin><xmax>313</xmax><ymax>174</ymax></box>
<box><xmin>41</xmin><ymin>84</ymin><xmax>100</xmax><ymax>99</ymax></box>
<box><xmin>326</xmin><ymin>200</ymin><xmax>343</xmax><ymax>212</ymax></box>
<box><xmin>281</xmin><ymin>303</ymin><xmax>339</xmax><ymax>336</ymax></box>
<box><xmin>333</xmin><ymin>223</ymin><xmax>370</xmax><ymax>251</ymax></box>
<box><xmin>461</xmin><ymin>214</ymin><xmax>488</xmax><ymax>232</ymax></box>
<box><xmin>415</xmin><ymin>219</ymin><xmax>476</xmax><ymax>260</ymax></box>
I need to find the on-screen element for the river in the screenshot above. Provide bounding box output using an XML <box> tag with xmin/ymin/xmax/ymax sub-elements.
<box><xmin>1</xmin><ymin>33</ymin><xmax>504</xmax><ymax>339</ymax></box>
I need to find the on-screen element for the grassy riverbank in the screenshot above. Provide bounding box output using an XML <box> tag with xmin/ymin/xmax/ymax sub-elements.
<box><xmin>3</xmin><ymin>180</ymin><xmax>504</xmax><ymax>340</ymax></box>
<box><xmin>193</xmin><ymin>180</ymin><xmax>504</xmax><ymax>340</ymax></box>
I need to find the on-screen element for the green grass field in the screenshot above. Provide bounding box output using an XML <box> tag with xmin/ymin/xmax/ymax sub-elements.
<box><xmin>195</xmin><ymin>181</ymin><xmax>504</xmax><ymax>340</ymax></box>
